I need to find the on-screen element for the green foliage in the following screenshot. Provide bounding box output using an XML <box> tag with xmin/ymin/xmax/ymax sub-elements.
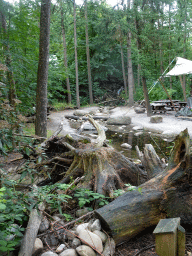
<box><xmin>0</xmin><ymin>180</ymin><xmax>27</xmax><ymax>253</ymax></box>
<box><xmin>74</xmin><ymin>188</ymin><xmax>109</xmax><ymax>208</ymax></box>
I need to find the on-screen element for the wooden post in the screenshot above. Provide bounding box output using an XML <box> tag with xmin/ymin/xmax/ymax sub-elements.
<box><xmin>153</xmin><ymin>218</ymin><xmax>180</xmax><ymax>256</ymax></box>
<box><xmin>153</xmin><ymin>218</ymin><xmax>185</xmax><ymax>256</ymax></box>
<box><xmin>177</xmin><ymin>225</ymin><xmax>185</xmax><ymax>256</ymax></box>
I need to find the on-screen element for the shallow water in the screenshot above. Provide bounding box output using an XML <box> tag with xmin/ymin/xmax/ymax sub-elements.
<box><xmin>69</xmin><ymin>120</ymin><xmax>174</xmax><ymax>161</ymax></box>
<box><xmin>106</xmin><ymin>130</ymin><xmax>174</xmax><ymax>160</ymax></box>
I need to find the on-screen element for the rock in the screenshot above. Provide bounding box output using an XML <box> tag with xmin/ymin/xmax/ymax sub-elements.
<box><xmin>73</xmin><ymin>110</ymin><xmax>87</xmax><ymax>116</ymax></box>
<box><xmin>81</xmin><ymin>121</ymin><xmax>96</xmax><ymax>130</ymax></box>
<box><xmin>132</xmin><ymin>126</ymin><xmax>143</xmax><ymax>131</ymax></box>
<box><xmin>59</xmin><ymin>249</ymin><xmax>77</xmax><ymax>256</ymax></box>
<box><xmin>45</xmin><ymin>233</ymin><xmax>59</xmax><ymax>246</ymax></box>
<box><xmin>76</xmin><ymin>208</ymin><xmax>90</xmax><ymax>217</ymax></box>
<box><xmin>93</xmin><ymin>230</ymin><xmax>107</xmax><ymax>243</ymax></box>
<box><xmin>41</xmin><ymin>251</ymin><xmax>58</xmax><ymax>256</ymax></box>
<box><xmin>106</xmin><ymin>116</ymin><xmax>131</xmax><ymax>125</ymax></box>
<box><xmin>78</xmin><ymin>229</ymin><xmax>103</xmax><ymax>253</ymax></box>
<box><xmin>134</xmin><ymin>107</ymin><xmax>145</xmax><ymax>113</ymax></box>
<box><xmin>52</xmin><ymin>216</ymin><xmax>64</xmax><ymax>225</ymax></box>
<box><xmin>71</xmin><ymin>238</ymin><xmax>81</xmax><ymax>248</ymax></box>
<box><xmin>90</xmin><ymin>219</ymin><xmax>101</xmax><ymax>232</ymax></box>
<box><xmin>32</xmin><ymin>238</ymin><xmax>43</xmax><ymax>254</ymax></box>
<box><xmin>102</xmin><ymin>237</ymin><xmax>116</xmax><ymax>256</ymax></box>
<box><xmin>57</xmin><ymin>229</ymin><xmax>67</xmax><ymax>241</ymax></box>
<box><xmin>89</xmin><ymin>110</ymin><xmax>97</xmax><ymax>115</ymax></box>
<box><xmin>65</xmin><ymin>229</ymin><xmax>76</xmax><ymax>240</ymax></box>
<box><xmin>135</xmin><ymin>132</ymin><xmax>143</xmax><ymax>136</ymax></box>
<box><xmin>56</xmin><ymin>244</ymin><xmax>66</xmax><ymax>253</ymax></box>
<box><xmin>76</xmin><ymin>245</ymin><xmax>96</xmax><ymax>256</ymax></box>
<box><xmin>150</xmin><ymin>116</ymin><xmax>163</xmax><ymax>123</ymax></box>
<box><xmin>121</xmin><ymin>143</ymin><xmax>132</xmax><ymax>149</ymax></box>
<box><xmin>76</xmin><ymin>223</ymin><xmax>89</xmax><ymax>235</ymax></box>
<box><xmin>39</xmin><ymin>217</ymin><xmax>49</xmax><ymax>233</ymax></box>
<box><xmin>162</xmin><ymin>130</ymin><xmax>177</xmax><ymax>137</ymax></box>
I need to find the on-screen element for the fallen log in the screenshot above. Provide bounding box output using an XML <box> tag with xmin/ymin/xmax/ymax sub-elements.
<box><xmin>18</xmin><ymin>203</ymin><xmax>44</xmax><ymax>256</ymax></box>
<box><xmin>95</xmin><ymin>129</ymin><xmax>192</xmax><ymax>245</ymax></box>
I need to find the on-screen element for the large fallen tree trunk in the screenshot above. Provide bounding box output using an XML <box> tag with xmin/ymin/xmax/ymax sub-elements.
<box><xmin>95</xmin><ymin>128</ymin><xmax>192</xmax><ymax>245</ymax></box>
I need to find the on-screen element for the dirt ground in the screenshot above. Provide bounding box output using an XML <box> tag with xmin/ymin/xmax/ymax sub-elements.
<box><xmin>47</xmin><ymin>106</ymin><xmax>192</xmax><ymax>138</ymax></box>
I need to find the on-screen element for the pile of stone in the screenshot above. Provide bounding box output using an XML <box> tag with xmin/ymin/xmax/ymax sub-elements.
<box><xmin>33</xmin><ymin>216</ymin><xmax>115</xmax><ymax>256</ymax></box>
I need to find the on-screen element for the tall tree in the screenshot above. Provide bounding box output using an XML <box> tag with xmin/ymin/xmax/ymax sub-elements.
<box><xmin>0</xmin><ymin>1</ymin><xmax>16</xmax><ymax>107</ymax></box>
<box><xmin>134</xmin><ymin>0</ymin><xmax>152</xmax><ymax>116</ymax></box>
<box><xmin>127</xmin><ymin>0</ymin><xmax>134</xmax><ymax>106</ymax></box>
<box><xmin>84</xmin><ymin>0</ymin><xmax>93</xmax><ymax>104</ymax></box>
<box><xmin>60</xmin><ymin>2</ymin><xmax>71</xmax><ymax>104</ymax></box>
<box><xmin>35</xmin><ymin>0</ymin><xmax>51</xmax><ymax>137</ymax></box>
<box><xmin>73</xmin><ymin>0</ymin><xmax>80</xmax><ymax>108</ymax></box>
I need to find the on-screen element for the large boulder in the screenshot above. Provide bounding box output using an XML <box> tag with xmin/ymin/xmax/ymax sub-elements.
<box><xmin>134</xmin><ymin>107</ymin><xmax>145</xmax><ymax>114</ymax></box>
<box><xmin>150</xmin><ymin>116</ymin><xmax>163</xmax><ymax>123</ymax></box>
<box><xmin>106</xmin><ymin>116</ymin><xmax>131</xmax><ymax>125</ymax></box>
<box><xmin>73</xmin><ymin>110</ymin><xmax>88</xmax><ymax>116</ymax></box>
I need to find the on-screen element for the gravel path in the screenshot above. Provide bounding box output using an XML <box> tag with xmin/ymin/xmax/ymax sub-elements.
<box><xmin>47</xmin><ymin>106</ymin><xmax>192</xmax><ymax>138</ymax></box>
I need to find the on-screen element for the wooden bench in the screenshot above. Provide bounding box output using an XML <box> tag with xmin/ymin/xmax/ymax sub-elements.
<box><xmin>153</xmin><ymin>218</ymin><xmax>185</xmax><ymax>256</ymax></box>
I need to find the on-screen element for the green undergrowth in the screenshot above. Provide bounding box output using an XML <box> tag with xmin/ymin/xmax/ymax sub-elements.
<box><xmin>0</xmin><ymin>170</ymin><xmax>141</xmax><ymax>254</ymax></box>
<box><xmin>51</xmin><ymin>102</ymin><xmax>75</xmax><ymax>111</ymax></box>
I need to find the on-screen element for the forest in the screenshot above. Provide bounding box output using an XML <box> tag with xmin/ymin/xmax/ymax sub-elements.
<box><xmin>1</xmin><ymin>0</ymin><xmax>192</xmax><ymax>115</ymax></box>
<box><xmin>1</xmin><ymin>0</ymin><xmax>192</xmax><ymax>255</ymax></box>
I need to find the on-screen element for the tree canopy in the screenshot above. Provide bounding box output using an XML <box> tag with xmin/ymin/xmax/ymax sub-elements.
<box><xmin>1</xmin><ymin>0</ymin><xmax>192</xmax><ymax>114</ymax></box>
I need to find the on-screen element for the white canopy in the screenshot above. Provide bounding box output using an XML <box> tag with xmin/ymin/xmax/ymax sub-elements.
<box><xmin>165</xmin><ymin>57</ymin><xmax>192</xmax><ymax>77</ymax></box>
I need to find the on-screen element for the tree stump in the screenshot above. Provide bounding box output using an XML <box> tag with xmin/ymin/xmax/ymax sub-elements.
<box><xmin>44</xmin><ymin>115</ymin><xmax>147</xmax><ymax>197</ymax></box>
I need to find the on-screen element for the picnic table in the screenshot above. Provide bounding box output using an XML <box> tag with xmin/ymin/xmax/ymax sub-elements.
<box><xmin>151</xmin><ymin>103</ymin><xmax>166</xmax><ymax>114</ymax></box>
<box><xmin>153</xmin><ymin>100</ymin><xmax>180</xmax><ymax>111</ymax></box>
<box><xmin>178</xmin><ymin>101</ymin><xmax>187</xmax><ymax>110</ymax></box>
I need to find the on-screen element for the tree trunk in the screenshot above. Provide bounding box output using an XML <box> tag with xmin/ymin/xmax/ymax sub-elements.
<box><xmin>0</xmin><ymin>6</ymin><xmax>17</xmax><ymax>107</ymax></box>
<box><xmin>168</xmin><ymin>4</ymin><xmax>173</xmax><ymax>89</ymax></box>
<box><xmin>142</xmin><ymin>76</ymin><xmax>152</xmax><ymax>116</ymax></box>
<box><xmin>35</xmin><ymin>0</ymin><xmax>51</xmax><ymax>138</ymax></box>
<box><xmin>85</xmin><ymin>0</ymin><xmax>93</xmax><ymax>105</ymax></box>
<box><xmin>120</xmin><ymin>40</ymin><xmax>127</xmax><ymax>97</ymax></box>
<box><xmin>96</xmin><ymin>129</ymin><xmax>192</xmax><ymax>245</ymax></box>
<box><xmin>73</xmin><ymin>0</ymin><xmax>80</xmax><ymax>109</ymax></box>
<box><xmin>60</xmin><ymin>4</ymin><xmax>71</xmax><ymax>104</ymax></box>
<box><xmin>179</xmin><ymin>75</ymin><xmax>187</xmax><ymax>102</ymax></box>
<box><xmin>127</xmin><ymin>0</ymin><xmax>134</xmax><ymax>106</ymax></box>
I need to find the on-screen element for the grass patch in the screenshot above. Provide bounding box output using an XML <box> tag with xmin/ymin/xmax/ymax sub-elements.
<box><xmin>52</xmin><ymin>102</ymin><xmax>75</xmax><ymax>111</ymax></box>
<box><xmin>23</xmin><ymin>123</ymin><xmax>53</xmax><ymax>138</ymax></box>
